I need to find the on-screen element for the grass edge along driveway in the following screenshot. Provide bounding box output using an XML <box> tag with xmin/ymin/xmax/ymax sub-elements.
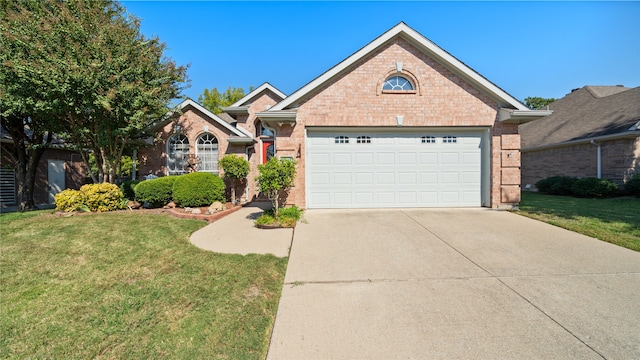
<box><xmin>517</xmin><ymin>192</ymin><xmax>640</xmax><ymax>252</ymax></box>
<box><xmin>0</xmin><ymin>211</ymin><xmax>287</xmax><ymax>359</ymax></box>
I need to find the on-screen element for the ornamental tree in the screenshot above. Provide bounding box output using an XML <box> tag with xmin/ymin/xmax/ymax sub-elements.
<box><xmin>255</xmin><ymin>157</ymin><xmax>296</xmax><ymax>216</ymax></box>
<box><xmin>1</xmin><ymin>0</ymin><xmax>188</xmax><ymax>211</ymax></box>
<box><xmin>219</xmin><ymin>154</ymin><xmax>250</xmax><ymax>204</ymax></box>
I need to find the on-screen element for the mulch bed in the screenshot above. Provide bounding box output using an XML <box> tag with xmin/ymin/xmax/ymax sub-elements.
<box><xmin>51</xmin><ymin>202</ymin><xmax>243</xmax><ymax>223</ymax></box>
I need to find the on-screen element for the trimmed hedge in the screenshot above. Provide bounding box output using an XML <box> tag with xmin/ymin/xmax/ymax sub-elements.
<box><xmin>625</xmin><ymin>173</ymin><xmax>640</xmax><ymax>197</ymax></box>
<box><xmin>55</xmin><ymin>183</ymin><xmax>125</xmax><ymax>212</ymax></box>
<box><xmin>120</xmin><ymin>180</ymin><xmax>142</xmax><ymax>200</ymax></box>
<box><xmin>535</xmin><ymin>176</ymin><xmax>577</xmax><ymax>195</ymax></box>
<box><xmin>570</xmin><ymin>177</ymin><xmax>619</xmax><ymax>198</ymax></box>
<box><xmin>172</xmin><ymin>172</ymin><xmax>225</xmax><ymax>207</ymax></box>
<box><xmin>134</xmin><ymin>176</ymin><xmax>177</xmax><ymax>208</ymax></box>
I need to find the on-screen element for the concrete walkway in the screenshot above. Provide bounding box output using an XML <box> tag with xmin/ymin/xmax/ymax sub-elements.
<box><xmin>190</xmin><ymin>202</ymin><xmax>292</xmax><ymax>258</ymax></box>
<box><xmin>268</xmin><ymin>208</ymin><xmax>640</xmax><ymax>359</ymax></box>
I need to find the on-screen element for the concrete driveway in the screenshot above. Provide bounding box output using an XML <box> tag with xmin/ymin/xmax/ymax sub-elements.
<box><xmin>267</xmin><ymin>209</ymin><xmax>640</xmax><ymax>359</ymax></box>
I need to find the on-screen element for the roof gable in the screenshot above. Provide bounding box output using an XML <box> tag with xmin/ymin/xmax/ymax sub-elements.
<box><xmin>270</xmin><ymin>22</ymin><xmax>528</xmax><ymax>112</ymax></box>
<box><xmin>153</xmin><ymin>99</ymin><xmax>251</xmax><ymax>138</ymax></box>
<box><xmin>228</xmin><ymin>82</ymin><xmax>286</xmax><ymax>108</ymax></box>
<box><xmin>520</xmin><ymin>86</ymin><xmax>640</xmax><ymax>149</ymax></box>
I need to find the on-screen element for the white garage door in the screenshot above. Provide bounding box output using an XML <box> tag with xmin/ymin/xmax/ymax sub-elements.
<box><xmin>306</xmin><ymin>130</ymin><xmax>484</xmax><ymax>208</ymax></box>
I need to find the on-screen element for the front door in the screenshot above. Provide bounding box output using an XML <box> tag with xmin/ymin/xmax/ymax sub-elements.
<box><xmin>48</xmin><ymin>160</ymin><xmax>65</xmax><ymax>204</ymax></box>
<box><xmin>262</xmin><ymin>140</ymin><xmax>274</xmax><ymax>164</ymax></box>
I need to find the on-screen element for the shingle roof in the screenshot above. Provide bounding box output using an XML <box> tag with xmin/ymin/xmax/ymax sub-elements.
<box><xmin>520</xmin><ymin>86</ymin><xmax>640</xmax><ymax>149</ymax></box>
<box><xmin>217</xmin><ymin>112</ymin><xmax>236</xmax><ymax>124</ymax></box>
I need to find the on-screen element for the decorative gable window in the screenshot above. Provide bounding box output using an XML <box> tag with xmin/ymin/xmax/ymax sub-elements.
<box><xmin>335</xmin><ymin>136</ymin><xmax>349</xmax><ymax>144</ymax></box>
<box><xmin>167</xmin><ymin>134</ymin><xmax>189</xmax><ymax>175</ymax></box>
<box><xmin>421</xmin><ymin>136</ymin><xmax>436</xmax><ymax>144</ymax></box>
<box><xmin>443</xmin><ymin>136</ymin><xmax>457</xmax><ymax>144</ymax></box>
<box><xmin>356</xmin><ymin>136</ymin><xmax>371</xmax><ymax>144</ymax></box>
<box><xmin>196</xmin><ymin>133</ymin><xmax>219</xmax><ymax>173</ymax></box>
<box><xmin>382</xmin><ymin>75</ymin><xmax>414</xmax><ymax>92</ymax></box>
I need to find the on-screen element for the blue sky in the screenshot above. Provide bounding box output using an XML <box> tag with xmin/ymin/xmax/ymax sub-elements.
<box><xmin>122</xmin><ymin>1</ymin><xmax>639</xmax><ymax>103</ymax></box>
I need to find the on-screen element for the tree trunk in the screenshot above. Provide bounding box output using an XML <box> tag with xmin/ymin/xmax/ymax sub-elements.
<box><xmin>5</xmin><ymin>129</ymin><xmax>48</xmax><ymax>211</ymax></box>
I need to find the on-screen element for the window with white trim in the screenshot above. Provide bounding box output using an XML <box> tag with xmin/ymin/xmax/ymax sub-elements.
<box><xmin>167</xmin><ymin>134</ymin><xmax>189</xmax><ymax>175</ymax></box>
<box><xmin>335</xmin><ymin>136</ymin><xmax>349</xmax><ymax>144</ymax></box>
<box><xmin>382</xmin><ymin>75</ymin><xmax>414</xmax><ymax>91</ymax></box>
<box><xmin>421</xmin><ymin>136</ymin><xmax>436</xmax><ymax>144</ymax></box>
<box><xmin>356</xmin><ymin>136</ymin><xmax>371</xmax><ymax>144</ymax></box>
<box><xmin>443</xmin><ymin>136</ymin><xmax>457</xmax><ymax>143</ymax></box>
<box><xmin>196</xmin><ymin>133</ymin><xmax>219</xmax><ymax>173</ymax></box>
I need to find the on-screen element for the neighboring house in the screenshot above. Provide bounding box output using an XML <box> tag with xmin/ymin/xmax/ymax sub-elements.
<box><xmin>0</xmin><ymin>128</ymin><xmax>86</xmax><ymax>207</ymax></box>
<box><xmin>520</xmin><ymin>86</ymin><xmax>640</xmax><ymax>189</ymax></box>
<box><xmin>139</xmin><ymin>22</ymin><xmax>550</xmax><ymax>209</ymax></box>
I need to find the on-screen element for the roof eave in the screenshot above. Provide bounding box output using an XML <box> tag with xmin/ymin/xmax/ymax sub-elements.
<box><xmin>227</xmin><ymin>136</ymin><xmax>255</xmax><ymax>144</ymax></box>
<box><xmin>522</xmin><ymin>130</ymin><xmax>640</xmax><ymax>152</ymax></box>
<box><xmin>499</xmin><ymin>109</ymin><xmax>553</xmax><ymax>124</ymax></box>
<box><xmin>256</xmin><ymin>111</ymin><xmax>297</xmax><ymax>128</ymax></box>
<box><xmin>221</xmin><ymin>106</ymin><xmax>249</xmax><ymax>115</ymax></box>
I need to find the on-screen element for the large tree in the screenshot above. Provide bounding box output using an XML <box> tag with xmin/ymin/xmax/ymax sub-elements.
<box><xmin>1</xmin><ymin>0</ymin><xmax>188</xmax><ymax>209</ymax></box>
<box><xmin>524</xmin><ymin>96</ymin><xmax>555</xmax><ymax>110</ymax></box>
<box><xmin>197</xmin><ymin>86</ymin><xmax>253</xmax><ymax>114</ymax></box>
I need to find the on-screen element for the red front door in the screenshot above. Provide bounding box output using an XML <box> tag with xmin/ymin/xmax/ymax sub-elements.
<box><xmin>262</xmin><ymin>140</ymin><xmax>274</xmax><ymax>164</ymax></box>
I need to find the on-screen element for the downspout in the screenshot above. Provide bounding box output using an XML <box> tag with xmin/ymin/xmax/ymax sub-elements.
<box><xmin>590</xmin><ymin>140</ymin><xmax>601</xmax><ymax>178</ymax></box>
<box><xmin>244</xmin><ymin>145</ymin><xmax>251</xmax><ymax>202</ymax></box>
<box><xmin>132</xmin><ymin>148</ymin><xmax>138</xmax><ymax>180</ymax></box>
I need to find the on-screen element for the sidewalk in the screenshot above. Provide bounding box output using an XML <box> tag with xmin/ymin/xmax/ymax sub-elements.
<box><xmin>190</xmin><ymin>202</ymin><xmax>293</xmax><ymax>258</ymax></box>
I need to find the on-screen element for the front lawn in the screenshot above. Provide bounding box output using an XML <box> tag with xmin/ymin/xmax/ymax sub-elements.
<box><xmin>517</xmin><ymin>192</ymin><xmax>640</xmax><ymax>251</ymax></box>
<box><xmin>0</xmin><ymin>211</ymin><xmax>287</xmax><ymax>359</ymax></box>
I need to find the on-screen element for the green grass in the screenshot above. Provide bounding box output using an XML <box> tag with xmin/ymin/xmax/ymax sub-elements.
<box><xmin>517</xmin><ymin>192</ymin><xmax>640</xmax><ymax>251</ymax></box>
<box><xmin>0</xmin><ymin>211</ymin><xmax>287</xmax><ymax>359</ymax></box>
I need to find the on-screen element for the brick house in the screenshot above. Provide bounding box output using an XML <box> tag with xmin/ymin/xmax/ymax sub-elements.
<box><xmin>137</xmin><ymin>84</ymin><xmax>285</xmax><ymax>202</ymax></box>
<box><xmin>520</xmin><ymin>86</ymin><xmax>640</xmax><ymax>189</ymax></box>
<box><xmin>139</xmin><ymin>22</ymin><xmax>550</xmax><ymax>208</ymax></box>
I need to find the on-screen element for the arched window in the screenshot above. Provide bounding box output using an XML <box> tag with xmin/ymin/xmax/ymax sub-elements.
<box><xmin>167</xmin><ymin>134</ymin><xmax>189</xmax><ymax>175</ymax></box>
<box><xmin>196</xmin><ymin>133</ymin><xmax>219</xmax><ymax>173</ymax></box>
<box><xmin>256</xmin><ymin>121</ymin><xmax>273</xmax><ymax>137</ymax></box>
<box><xmin>382</xmin><ymin>75</ymin><xmax>414</xmax><ymax>91</ymax></box>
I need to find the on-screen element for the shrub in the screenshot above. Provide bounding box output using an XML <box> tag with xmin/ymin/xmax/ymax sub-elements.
<box><xmin>120</xmin><ymin>180</ymin><xmax>142</xmax><ymax>200</ymax></box>
<box><xmin>219</xmin><ymin>154</ymin><xmax>250</xmax><ymax>204</ymax></box>
<box><xmin>81</xmin><ymin>183</ymin><xmax>126</xmax><ymax>212</ymax></box>
<box><xmin>54</xmin><ymin>189</ymin><xmax>87</xmax><ymax>212</ymax></box>
<box><xmin>570</xmin><ymin>177</ymin><xmax>619</xmax><ymax>198</ymax></box>
<box><xmin>278</xmin><ymin>205</ymin><xmax>303</xmax><ymax>221</ymax></box>
<box><xmin>256</xmin><ymin>158</ymin><xmax>296</xmax><ymax>216</ymax></box>
<box><xmin>255</xmin><ymin>205</ymin><xmax>303</xmax><ymax>228</ymax></box>
<box><xmin>134</xmin><ymin>176</ymin><xmax>177</xmax><ymax>207</ymax></box>
<box><xmin>625</xmin><ymin>173</ymin><xmax>640</xmax><ymax>197</ymax></box>
<box><xmin>172</xmin><ymin>172</ymin><xmax>225</xmax><ymax>207</ymax></box>
<box><xmin>535</xmin><ymin>176</ymin><xmax>577</xmax><ymax>195</ymax></box>
<box><xmin>54</xmin><ymin>183</ymin><xmax>125</xmax><ymax>212</ymax></box>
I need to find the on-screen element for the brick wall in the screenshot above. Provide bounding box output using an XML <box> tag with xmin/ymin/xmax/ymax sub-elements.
<box><xmin>276</xmin><ymin>37</ymin><xmax>519</xmax><ymax>208</ymax></box>
<box><xmin>522</xmin><ymin>137</ymin><xmax>640</xmax><ymax>188</ymax></box>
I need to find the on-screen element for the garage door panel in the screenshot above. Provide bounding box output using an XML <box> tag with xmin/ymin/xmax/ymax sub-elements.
<box><xmin>334</xmin><ymin>153</ymin><xmax>352</xmax><ymax>164</ymax></box>
<box><xmin>398</xmin><ymin>152</ymin><xmax>417</xmax><ymax>164</ymax></box>
<box><xmin>420</xmin><ymin>172</ymin><xmax>438</xmax><ymax>184</ymax></box>
<box><xmin>333</xmin><ymin>173</ymin><xmax>352</xmax><ymax>185</ymax></box>
<box><xmin>398</xmin><ymin>172</ymin><xmax>417</xmax><ymax>184</ymax></box>
<box><xmin>311</xmin><ymin>172</ymin><xmax>330</xmax><ymax>185</ymax></box>
<box><xmin>310</xmin><ymin>153</ymin><xmax>330</xmax><ymax>165</ymax></box>
<box><xmin>377</xmin><ymin>172</ymin><xmax>395</xmax><ymax>185</ymax></box>
<box><xmin>355</xmin><ymin>172</ymin><xmax>374</xmax><ymax>185</ymax></box>
<box><xmin>355</xmin><ymin>192</ymin><xmax>373</xmax><ymax>204</ymax></box>
<box><xmin>306</xmin><ymin>131</ymin><xmax>482</xmax><ymax>208</ymax></box>
<box><xmin>441</xmin><ymin>152</ymin><xmax>460</xmax><ymax>164</ymax></box>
